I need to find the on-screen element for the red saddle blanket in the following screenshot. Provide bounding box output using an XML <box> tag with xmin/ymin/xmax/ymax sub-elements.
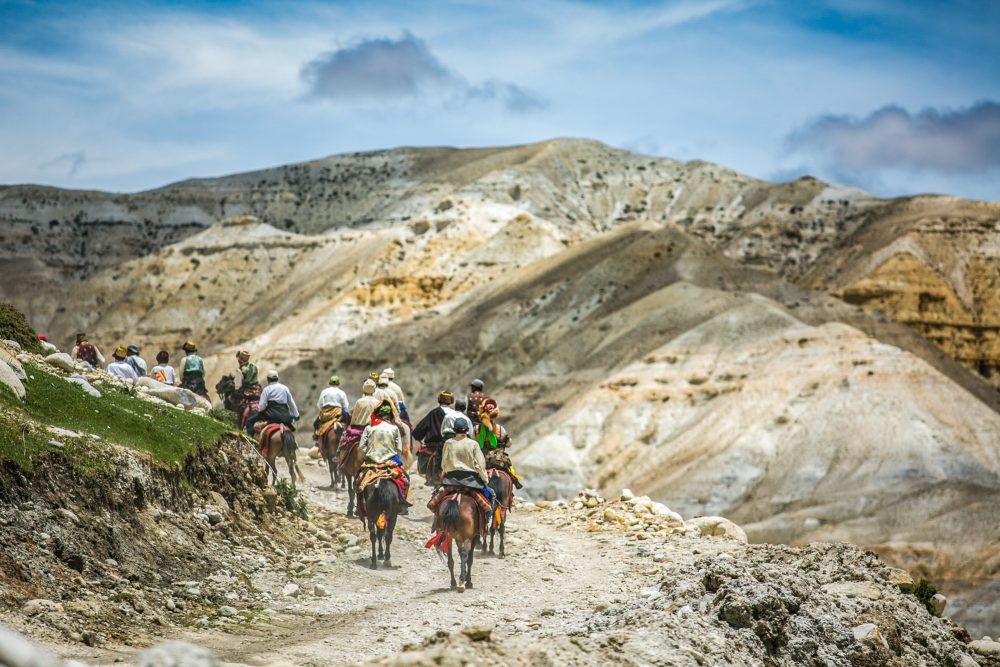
<box><xmin>336</xmin><ymin>425</ymin><xmax>364</xmax><ymax>469</ymax></box>
<box><xmin>258</xmin><ymin>423</ymin><xmax>287</xmax><ymax>454</ymax></box>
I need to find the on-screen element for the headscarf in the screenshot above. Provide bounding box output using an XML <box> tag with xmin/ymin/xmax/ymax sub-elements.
<box><xmin>362</xmin><ymin>379</ymin><xmax>376</xmax><ymax>395</ymax></box>
<box><xmin>370</xmin><ymin>399</ymin><xmax>396</xmax><ymax>426</ymax></box>
<box><xmin>477</xmin><ymin>398</ymin><xmax>501</xmax><ymax>449</ymax></box>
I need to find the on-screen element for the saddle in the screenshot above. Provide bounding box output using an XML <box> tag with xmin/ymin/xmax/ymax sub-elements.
<box><xmin>355</xmin><ymin>461</ymin><xmax>409</xmax><ymax>522</ymax></box>
<box><xmin>336</xmin><ymin>426</ymin><xmax>363</xmax><ymax>469</ymax></box>
<box><xmin>487</xmin><ymin>468</ymin><xmax>515</xmax><ymax>509</ymax></box>
<box><xmin>426</xmin><ymin>489</ymin><xmax>490</xmax><ymax>541</ymax></box>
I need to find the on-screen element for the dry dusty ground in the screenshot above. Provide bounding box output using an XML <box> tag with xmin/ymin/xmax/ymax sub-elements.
<box><xmin>55</xmin><ymin>460</ymin><xmax>677</xmax><ymax>666</ymax></box>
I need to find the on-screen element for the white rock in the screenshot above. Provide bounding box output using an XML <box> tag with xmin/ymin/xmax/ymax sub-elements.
<box><xmin>688</xmin><ymin>516</ymin><xmax>748</xmax><ymax>543</ymax></box>
<box><xmin>208</xmin><ymin>491</ymin><xmax>230</xmax><ymax>513</ymax></box>
<box><xmin>205</xmin><ymin>510</ymin><xmax>225</xmax><ymax>525</ymax></box>
<box><xmin>138</xmin><ymin>640</ymin><xmax>219</xmax><ymax>666</ymax></box>
<box><xmin>136</xmin><ymin>377</ymin><xmax>208</xmax><ymax>411</ymax></box>
<box><xmin>344</xmin><ymin>545</ymin><xmax>363</xmax><ymax>556</ymax></box>
<box><xmin>39</xmin><ymin>340</ymin><xmax>58</xmax><ymax>354</ymax></box>
<box><xmin>308</xmin><ymin>446</ymin><xmax>321</xmax><ymax>460</ymax></box>
<box><xmin>823</xmin><ymin>582</ymin><xmax>883</xmax><ymax>600</ymax></box>
<box><xmin>44</xmin><ymin>352</ymin><xmax>76</xmax><ymax>372</ymax></box>
<box><xmin>620</xmin><ymin>488</ymin><xmax>635</xmax><ymax>501</ymax></box>
<box><xmin>282</xmin><ymin>583</ymin><xmax>300</xmax><ymax>598</ymax></box>
<box><xmin>65</xmin><ymin>375</ymin><xmax>101</xmax><ymax>398</ymax></box>
<box><xmin>46</xmin><ymin>426</ymin><xmax>80</xmax><ymax>439</ymax></box>
<box><xmin>931</xmin><ymin>593</ymin><xmax>948</xmax><ymax>615</ymax></box>
<box><xmin>47</xmin><ymin>440</ymin><xmax>65</xmax><ymax>449</ymax></box>
<box><xmin>0</xmin><ymin>359</ymin><xmax>25</xmax><ymax>400</ymax></box>
<box><xmin>0</xmin><ymin>348</ymin><xmax>25</xmax><ymax>379</ymax></box>
<box><xmin>313</xmin><ymin>584</ymin><xmax>329</xmax><ymax>597</ymax></box>
<box><xmin>56</xmin><ymin>508</ymin><xmax>81</xmax><ymax>524</ymax></box>
<box><xmin>219</xmin><ymin>605</ymin><xmax>237</xmax><ymax>617</ymax></box>
<box><xmin>194</xmin><ymin>617</ymin><xmax>210</xmax><ymax>628</ymax></box>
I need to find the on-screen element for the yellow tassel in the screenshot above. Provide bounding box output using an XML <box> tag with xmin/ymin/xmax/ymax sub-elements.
<box><xmin>510</xmin><ymin>466</ymin><xmax>523</xmax><ymax>481</ymax></box>
<box><xmin>493</xmin><ymin>507</ymin><xmax>502</xmax><ymax>528</ymax></box>
<box><xmin>376</xmin><ymin>513</ymin><xmax>386</xmax><ymax>529</ymax></box>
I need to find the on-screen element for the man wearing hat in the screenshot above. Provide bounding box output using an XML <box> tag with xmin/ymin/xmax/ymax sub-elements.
<box><xmin>314</xmin><ymin>374</ymin><xmax>349</xmax><ymax>436</ymax></box>
<box><xmin>245</xmin><ymin>369</ymin><xmax>299</xmax><ymax>436</ymax></box>
<box><xmin>72</xmin><ymin>333</ymin><xmax>104</xmax><ymax>368</ymax></box>
<box><xmin>382</xmin><ymin>368</ymin><xmax>409</xmax><ymax>423</ymax></box>
<box><xmin>106</xmin><ymin>346</ymin><xmax>139</xmax><ymax>383</ymax></box>
<box><xmin>124</xmin><ymin>344</ymin><xmax>147</xmax><ymax>377</ymax></box>
<box><xmin>236</xmin><ymin>350</ymin><xmax>261</xmax><ymax>403</ymax></box>
<box><xmin>466</xmin><ymin>378</ymin><xmax>487</xmax><ymax>427</ymax></box>
<box><xmin>179</xmin><ymin>340</ymin><xmax>208</xmax><ymax>399</ymax></box>
<box><xmin>412</xmin><ymin>390</ymin><xmax>455</xmax><ymax>486</ymax></box>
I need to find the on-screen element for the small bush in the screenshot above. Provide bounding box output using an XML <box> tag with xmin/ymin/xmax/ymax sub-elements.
<box><xmin>912</xmin><ymin>578</ymin><xmax>939</xmax><ymax>616</ymax></box>
<box><xmin>274</xmin><ymin>479</ymin><xmax>307</xmax><ymax>519</ymax></box>
<box><xmin>208</xmin><ymin>408</ymin><xmax>237</xmax><ymax>427</ymax></box>
<box><xmin>0</xmin><ymin>303</ymin><xmax>42</xmax><ymax>353</ymax></box>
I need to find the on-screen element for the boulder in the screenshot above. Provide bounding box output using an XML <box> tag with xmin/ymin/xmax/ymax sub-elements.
<box><xmin>65</xmin><ymin>374</ymin><xmax>101</xmax><ymax>398</ymax></box>
<box><xmin>931</xmin><ymin>593</ymin><xmax>948</xmax><ymax>616</ymax></box>
<box><xmin>208</xmin><ymin>491</ymin><xmax>230</xmax><ymax>513</ymax></box>
<box><xmin>883</xmin><ymin>567</ymin><xmax>914</xmax><ymax>592</ymax></box>
<box><xmin>282</xmin><ymin>583</ymin><xmax>300</xmax><ymax>598</ymax></box>
<box><xmin>689</xmin><ymin>516</ymin><xmax>748</xmax><ymax>543</ymax></box>
<box><xmin>136</xmin><ymin>377</ymin><xmax>207</xmax><ymax>411</ymax></box>
<box><xmin>822</xmin><ymin>581</ymin><xmax>883</xmax><ymax>600</ymax></box>
<box><xmin>0</xmin><ymin>359</ymin><xmax>26</xmax><ymax>400</ymax></box>
<box><xmin>39</xmin><ymin>340</ymin><xmax>58</xmax><ymax>354</ymax></box>
<box><xmin>44</xmin><ymin>352</ymin><xmax>76</xmax><ymax>372</ymax></box>
<box><xmin>0</xmin><ymin>348</ymin><xmax>25</xmax><ymax>379</ymax></box>
<box><xmin>23</xmin><ymin>599</ymin><xmax>63</xmax><ymax>616</ymax></box>
<box><xmin>853</xmin><ymin>623</ymin><xmax>891</xmax><ymax>653</ymax></box>
<box><xmin>0</xmin><ymin>624</ymin><xmax>62</xmax><ymax>667</ymax></box>
<box><xmin>2</xmin><ymin>339</ymin><xmax>21</xmax><ymax>352</ymax></box>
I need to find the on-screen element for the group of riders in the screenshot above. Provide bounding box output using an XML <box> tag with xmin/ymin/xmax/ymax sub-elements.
<box><xmin>73</xmin><ymin>333</ymin><xmax>518</xmax><ymax>582</ymax></box>
<box><xmin>71</xmin><ymin>332</ymin><xmax>210</xmax><ymax>397</ymax></box>
<box><xmin>212</xmin><ymin>350</ymin><xmax>523</xmax><ymax>554</ymax></box>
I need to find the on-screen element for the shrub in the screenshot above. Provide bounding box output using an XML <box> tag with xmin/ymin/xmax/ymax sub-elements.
<box><xmin>274</xmin><ymin>479</ymin><xmax>307</xmax><ymax>519</ymax></box>
<box><xmin>912</xmin><ymin>578</ymin><xmax>940</xmax><ymax>616</ymax></box>
<box><xmin>0</xmin><ymin>303</ymin><xmax>42</xmax><ymax>353</ymax></box>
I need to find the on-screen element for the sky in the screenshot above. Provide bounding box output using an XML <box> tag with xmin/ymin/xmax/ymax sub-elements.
<box><xmin>1</xmin><ymin>0</ymin><xmax>998</xmax><ymax>201</ymax></box>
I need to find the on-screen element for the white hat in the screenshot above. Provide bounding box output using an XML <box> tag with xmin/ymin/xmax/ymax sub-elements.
<box><xmin>362</xmin><ymin>379</ymin><xmax>376</xmax><ymax>395</ymax></box>
<box><xmin>266</xmin><ymin>369</ymin><xmax>279</xmax><ymax>381</ymax></box>
<box><xmin>382</xmin><ymin>367</ymin><xmax>395</xmax><ymax>379</ymax></box>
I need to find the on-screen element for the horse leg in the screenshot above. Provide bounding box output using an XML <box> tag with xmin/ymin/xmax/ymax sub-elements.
<box><xmin>383</xmin><ymin>510</ymin><xmax>396</xmax><ymax>568</ymax></box>
<box><xmin>448</xmin><ymin>538</ymin><xmax>456</xmax><ymax>590</ymax></box>
<box><xmin>377</xmin><ymin>524</ymin><xmax>385</xmax><ymax>560</ymax></box>
<box><xmin>498</xmin><ymin>510</ymin><xmax>506</xmax><ymax>558</ymax></box>
<box><xmin>346</xmin><ymin>476</ymin><xmax>355</xmax><ymax>517</ymax></box>
<box><xmin>368</xmin><ymin>517</ymin><xmax>378</xmax><ymax>570</ymax></box>
<box><xmin>286</xmin><ymin>454</ymin><xmax>296</xmax><ymax>487</ymax></box>
<box><xmin>466</xmin><ymin>537</ymin><xmax>476</xmax><ymax>589</ymax></box>
<box><xmin>456</xmin><ymin>542</ymin><xmax>468</xmax><ymax>593</ymax></box>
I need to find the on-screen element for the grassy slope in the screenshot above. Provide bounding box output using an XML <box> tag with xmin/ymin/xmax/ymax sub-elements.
<box><xmin>0</xmin><ymin>361</ymin><xmax>230</xmax><ymax>471</ymax></box>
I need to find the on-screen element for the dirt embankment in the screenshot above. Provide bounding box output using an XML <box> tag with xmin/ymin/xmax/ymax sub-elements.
<box><xmin>0</xmin><ymin>434</ymin><xmax>308</xmax><ymax>647</ymax></box>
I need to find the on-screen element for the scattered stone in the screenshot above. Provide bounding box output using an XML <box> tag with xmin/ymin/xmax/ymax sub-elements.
<box><xmin>166</xmin><ymin>599</ymin><xmax>176</xmax><ymax>611</ymax></box>
<box><xmin>44</xmin><ymin>352</ymin><xmax>76</xmax><ymax>372</ymax></box>
<box><xmin>2</xmin><ymin>339</ymin><xmax>22</xmax><ymax>352</ymax></box>
<box><xmin>313</xmin><ymin>584</ymin><xmax>329</xmax><ymax>597</ymax></box>
<box><xmin>47</xmin><ymin>440</ymin><xmax>65</xmax><ymax>449</ymax></box>
<box><xmin>205</xmin><ymin>510</ymin><xmax>225</xmax><ymax>526</ymax></box>
<box><xmin>56</xmin><ymin>508</ymin><xmax>80</xmax><ymax>524</ymax></box>
<box><xmin>282</xmin><ymin>584</ymin><xmax>300</xmax><ymax>598</ymax></box>
<box><xmin>263</xmin><ymin>489</ymin><xmax>278</xmax><ymax>514</ymax></box>
<box><xmin>853</xmin><ymin>623</ymin><xmax>890</xmax><ymax>652</ymax></box>
<box><xmin>208</xmin><ymin>491</ymin><xmax>230</xmax><ymax>513</ymax></box>
<box><xmin>194</xmin><ymin>617</ymin><xmax>210</xmax><ymax>628</ymax></box>
<box><xmin>0</xmin><ymin>348</ymin><xmax>26</xmax><ymax>379</ymax></box>
<box><xmin>138</xmin><ymin>640</ymin><xmax>219</xmax><ymax>666</ymax></box>
<box><xmin>38</xmin><ymin>340</ymin><xmax>58</xmax><ymax>354</ymax></box>
<box><xmin>620</xmin><ymin>488</ymin><xmax>635</xmax><ymax>501</ymax></box>
<box><xmin>46</xmin><ymin>426</ymin><xmax>81</xmax><ymax>439</ymax></box>
<box><xmin>219</xmin><ymin>605</ymin><xmax>237</xmax><ymax>617</ymax></box>
<box><xmin>688</xmin><ymin>516</ymin><xmax>748</xmax><ymax>543</ymax></box>
<box><xmin>931</xmin><ymin>593</ymin><xmax>948</xmax><ymax>616</ymax></box>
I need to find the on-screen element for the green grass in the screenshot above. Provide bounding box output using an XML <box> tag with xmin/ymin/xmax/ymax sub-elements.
<box><xmin>0</xmin><ymin>362</ymin><xmax>231</xmax><ymax>471</ymax></box>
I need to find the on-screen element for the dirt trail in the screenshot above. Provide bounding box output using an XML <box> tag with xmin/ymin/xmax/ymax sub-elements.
<box><xmin>67</xmin><ymin>460</ymin><xmax>647</xmax><ymax>666</ymax></box>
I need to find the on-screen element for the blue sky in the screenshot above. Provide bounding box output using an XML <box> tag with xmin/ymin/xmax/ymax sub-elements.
<box><xmin>1</xmin><ymin>0</ymin><xmax>998</xmax><ymax>200</ymax></box>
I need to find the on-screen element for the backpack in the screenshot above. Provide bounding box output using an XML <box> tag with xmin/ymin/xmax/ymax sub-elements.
<box><xmin>76</xmin><ymin>341</ymin><xmax>97</xmax><ymax>366</ymax></box>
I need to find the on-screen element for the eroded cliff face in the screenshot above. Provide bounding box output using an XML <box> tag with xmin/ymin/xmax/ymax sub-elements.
<box><xmin>798</xmin><ymin>197</ymin><xmax>1000</xmax><ymax>392</ymax></box>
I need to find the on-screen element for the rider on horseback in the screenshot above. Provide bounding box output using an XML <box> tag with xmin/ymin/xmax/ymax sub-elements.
<box><xmin>237</xmin><ymin>350</ymin><xmax>261</xmax><ymax>396</ymax></box>
<box><xmin>356</xmin><ymin>401</ymin><xmax>412</xmax><ymax>517</ymax></box>
<box><xmin>314</xmin><ymin>374</ymin><xmax>349</xmax><ymax>439</ymax></box>
<box><xmin>180</xmin><ymin>340</ymin><xmax>209</xmax><ymax>399</ymax></box>
<box><xmin>245</xmin><ymin>369</ymin><xmax>299</xmax><ymax>436</ymax></box>
<box><xmin>413</xmin><ymin>390</ymin><xmax>454</xmax><ymax>486</ymax></box>
<box><xmin>428</xmin><ymin>418</ymin><xmax>493</xmax><ymax>539</ymax></box>
<box><xmin>476</xmin><ymin>398</ymin><xmax>523</xmax><ymax>489</ymax></box>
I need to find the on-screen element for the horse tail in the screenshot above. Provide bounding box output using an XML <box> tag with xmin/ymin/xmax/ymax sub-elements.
<box><xmin>441</xmin><ymin>498</ymin><xmax>462</xmax><ymax>534</ymax></box>
<box><xmin>488</xmin><ymin>473</ymin><xmax>504</xmax><ymax>507</ymax></box>
<box><xmin>366</xmin><ymin>478</ymin><xmax>398</xmax><ymax>523</ymax></box>
<box><xmin>281</xmin><ymin>429</ymin><xmax>296</xmax><ymax>456</ymax></box>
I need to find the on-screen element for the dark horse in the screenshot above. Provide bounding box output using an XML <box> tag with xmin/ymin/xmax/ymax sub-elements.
<box><xmin>362</xmin><ymin>479</ymin><xmax>401</xmax><ymax>569</ymax></box>
<box><xmin>318</xmin><ymin>419</ymin><xmax>346</xmax><ymax>489</ymax></box>
<box><xmin>215</xmin><ymin>374</ymin><xmax>257</xmax><ymax>431</ymax></box>
<box><xmin>338</xmin><ymin>428</ymin><xmax>365</xmax><ymax>517</ymax></box>
<box><xmin>483</xmin><ymin>469</ymin><xmax>512</xmax><ymax>558</ymax></box>
<box><xmin>440</xmin><ymin>493</ymin><xmax>481</xmax><ymax>591</ymax></box>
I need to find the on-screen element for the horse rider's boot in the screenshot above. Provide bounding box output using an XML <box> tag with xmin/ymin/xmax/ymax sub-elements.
<box><xmin>509</xmin><ymin>465</ymin><xmax>524</xmax><ymax>489</ymax></box>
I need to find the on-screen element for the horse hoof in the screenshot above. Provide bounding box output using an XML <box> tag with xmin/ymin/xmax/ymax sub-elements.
<box><xmin>370</xmin><ymin>561</ymin><xmax>377</xmax><ymax>570</ymax></box>
<box><xmin>450</xmin><ymin>582</ymin><xmax>457</xmax><ymax>590</ymax></box>
<box><xmin>465</xmin><ymin>582</ymin><xmax>473</xmax><ymax>589</ymax></box>
<box><xmin>456</xmin><ymin>584</ymin><xmax>465</xmax><ymax>593</ymax></box>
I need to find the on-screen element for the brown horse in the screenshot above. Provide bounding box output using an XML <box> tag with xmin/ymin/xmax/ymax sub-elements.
<box><xmin>215</xmin><ymin>374</ymin><xmax>258</xmax><ymax>431</ymax></box>
<box><xmin>259</xmin><ymin>424</ymin><xmax>303</xmax><ymax>486</ymax></box>
<box><xmin>319</xmin><ymin>420</ymin><xmax>346</xmax><ymax>489</ymax></box>
<box><xmin>362</xmin><ymin>478</ymin><xmax>402</xmax><ymax>569</ymax></box>
<box><xmin>484</xmin><ymin>469</ymin><xmax>512</xmax><ymax>558</ymax></box>
<box><xmin>439</xmin><ymin>493</ymin><xmax>481</xmax><ymax>591</ymax></box>
<box><xmin>338</xmin><ymin>429</ymin><xmax>365</xmax><ymax>516</ymax></box>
